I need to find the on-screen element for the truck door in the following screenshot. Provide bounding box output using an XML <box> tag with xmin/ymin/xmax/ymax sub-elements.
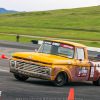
<box><xmin>73</xmin><ymin>47</ymin><xmax>90</xmax><ymax>81</ymax></box>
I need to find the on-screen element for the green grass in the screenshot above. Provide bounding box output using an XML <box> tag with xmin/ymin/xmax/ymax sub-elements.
<box><xmin>70</xmin><ymin>41</ymin><xmax>100</xmax><ymax>48</ymax></box>
<box><xmin>1</xmin><ymin>34</ymin><xmax>100</xmax><ymax>48</ymax></box>
<box><xmin>0</xmin><ymin>34</ymin><xmax>44</xmax><ymax>43</ymax></box>
<box><xmin>0</xmin><ymin>6</ymin><xmax>100</xmax><ymax>41</ymax></box>
<box><xmin>0</xmin><ymin>26</ymin><xmax>100</xmax><ymax>41</ymax></box>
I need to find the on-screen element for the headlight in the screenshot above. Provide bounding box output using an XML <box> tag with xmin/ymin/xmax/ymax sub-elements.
<box><xmin>45</xmin><ymin>69</ymin><xmax>50</xmax><ymax>74</ymax></box>
<box><xmin>10</xmin><ymin>60</ymin><xmax>16</xmax><ymax>67</ymax></box>
<box><xmin>45</xmin><ymin>67</ymin><xmax>52</xmax><ymax>75</ymax></box>
<box><xmin>41</xmin><ymin>67</ymin><xmax>52</xmax><ymax>75</ymax></box>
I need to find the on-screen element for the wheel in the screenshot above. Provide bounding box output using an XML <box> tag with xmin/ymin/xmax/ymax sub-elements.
<box><xmin>53</xmin><ymin>72</ymin><xmax>67</xmax><ymax>87</ymax></box>
<box><xmin>14</xmin><ymin>74</ymin><xmax>29</xmax><ymax>81</ymax></box>
<box><xmin>93</xmin><ymin>77</ymin><xmax>100</xmax><ymax>86</ymax></box>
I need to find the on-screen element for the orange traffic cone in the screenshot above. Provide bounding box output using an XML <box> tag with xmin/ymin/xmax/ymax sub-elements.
<box><xmin>1</xmin><ymin>55</ymin><xmax>8</xmax><ymax>59</ymax></box>
<box><xmin>68</xmin><ymin>88</ymin><xmax>74</xmax><ymax>100</ymax></box>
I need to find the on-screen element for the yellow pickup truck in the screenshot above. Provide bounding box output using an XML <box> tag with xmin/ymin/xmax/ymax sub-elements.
<box><xmin>9</xmin><ymin>40</ymin><xmax>100</xmax><ymax>86</ymax></box>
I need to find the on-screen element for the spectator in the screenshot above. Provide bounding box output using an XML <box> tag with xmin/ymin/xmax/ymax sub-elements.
<box><xmin>16</xmin><ymin>34</ymin><xmax>19</xmax><ymax>42</ymax></box>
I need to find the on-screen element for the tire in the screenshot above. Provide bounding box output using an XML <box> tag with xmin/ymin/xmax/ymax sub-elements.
<box><xmin>93</xmin><ymin>77</ymin><xmax>100</xmax><ymax>86</ymax></box>
<box><xmin>53</xmin><ymin>72</ymin><xmax>67</xmax><ymax>87</ymax></box>
<box><xmin>14</xmin><ymin>74</ymin><xmax>29</xmax><ymax>81</ymax></box>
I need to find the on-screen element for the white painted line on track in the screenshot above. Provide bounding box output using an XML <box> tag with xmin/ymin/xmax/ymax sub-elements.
<box><xmin>0</xmin><ymin>69</ymin><xmax>9</xmax><ymax>72</ymax></box>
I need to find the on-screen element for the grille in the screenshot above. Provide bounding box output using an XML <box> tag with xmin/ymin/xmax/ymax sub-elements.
<box><xmin>15</xmin><ymin>61</ymin><xmax>46</xmax><ymax>74</ymax></box>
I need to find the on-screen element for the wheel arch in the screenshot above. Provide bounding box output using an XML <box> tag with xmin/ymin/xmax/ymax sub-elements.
<box><xmin>52</xmin><ymin>70</ymin><xmax>69</xmax><ymax>82</ymax></box>
<box><xmin>51</xmin><ymin>67</ymin><xmax>72</xmax><ymax>82</ymax></box>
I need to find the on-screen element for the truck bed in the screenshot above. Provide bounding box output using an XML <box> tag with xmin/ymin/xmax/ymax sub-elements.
<box><xmin>88</xmin><ymin>50</ymin><xmax>100</xmax><ymax>62</ymax></box>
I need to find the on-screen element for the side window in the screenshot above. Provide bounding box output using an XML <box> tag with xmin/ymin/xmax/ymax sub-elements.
<box><xmin>75</xmin><ymin>48</ymin><xmax>85</xmax><ymax>60</ymax></box>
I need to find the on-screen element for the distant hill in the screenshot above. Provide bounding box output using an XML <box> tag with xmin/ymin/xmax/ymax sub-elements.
<box><xmin>0</xmin><ymin>8</ymin><xmax>18</xmax><ymax>14</ymax></box>
<box><xmin>0</xmin><ymin>6</ymin><xmax>100</xmax><ymax>41</ymax></box>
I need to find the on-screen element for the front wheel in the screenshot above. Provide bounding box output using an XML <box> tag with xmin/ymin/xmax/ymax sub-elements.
<box><xmin>93</xmin><ymin>77</ymin><xmax>100</xmax><ymax>86</ymax></box>
<box><xmin>53</xmin><ymin>72</ymin><xmax>67</xmax><ymax>87</ymax></box>
<box><xmin>14</xmin><ymin>74</ymin><xmax>29</xmax><ymax>81</ymax></box>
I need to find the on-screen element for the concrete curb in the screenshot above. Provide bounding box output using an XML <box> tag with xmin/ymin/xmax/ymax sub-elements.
<box><xmin>87</xmin><ymin>47</ymin><xmax>100</xmax><ymax>52</ymax></box>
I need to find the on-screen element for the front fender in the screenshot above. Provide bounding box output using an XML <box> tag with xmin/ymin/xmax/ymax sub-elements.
<box><xmin>51</xmin><ymin>67</ymin><xmax>73</xmax><ymax>81</ymax></box>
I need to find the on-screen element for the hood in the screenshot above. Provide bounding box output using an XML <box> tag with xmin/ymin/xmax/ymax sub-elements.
<box><xmin>13</xmin><ymin>52</ymin><xmax>74</xmax><ymax>64</ymax></box>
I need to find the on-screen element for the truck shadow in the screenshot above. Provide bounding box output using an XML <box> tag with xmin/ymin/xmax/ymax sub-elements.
<box><xmin>65</xmin><ymin>81</ymin><xmax>93</xmax><ymax>86</ymax></box>
<box><xmin>14</xmin><ymin>79</ymin><xmax>94</xmax><ymax>87</ymax></box>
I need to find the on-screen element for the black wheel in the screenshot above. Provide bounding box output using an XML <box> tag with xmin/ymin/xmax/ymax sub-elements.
<box><xmin>93</xmin><ymin>77</ymin><xmax>100</xmax><ymax>86</ymax></box>
<box><xmin>14</xmin><ymin>74</ymin><xmax>29</xmax><ymax>81</ymax></box>
<box><xmin>53</xmin><ymin>72</ymin><xmax>67</xmax><ymax>87</ymax></box>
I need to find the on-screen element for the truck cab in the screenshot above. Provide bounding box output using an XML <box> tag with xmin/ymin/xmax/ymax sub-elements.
<box><xmin>9</xmin><ymin>40</ymin><xmax>100</xmax><ymax>86</ymax></box>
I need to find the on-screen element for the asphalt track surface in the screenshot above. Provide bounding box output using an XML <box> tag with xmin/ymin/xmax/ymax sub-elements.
<box><xmin>0</xmin><ymin>40</ymin><xmax>100</xmax><ymax>100</ymax></box>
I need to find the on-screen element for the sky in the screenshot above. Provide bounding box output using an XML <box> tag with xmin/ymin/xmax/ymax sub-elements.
<box><xmin>0</xmin><ymin>0</ymin><xmax>100</xmax><ymax>12</ymax></box>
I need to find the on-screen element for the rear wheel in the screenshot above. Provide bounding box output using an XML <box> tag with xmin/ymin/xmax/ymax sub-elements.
<box><xmin>14</xmin><ymin>74</ymin><xmax>29</xmax><ymax>81</ymax></box>
<box><xmin>53</xmin><ymin>72</ymin><xmax>67</xmax><ymax>87</ymax></box>
<box><xmin>93</xmin><ymin>77</ymin><xmax>100</xmax><ymax>86</ymax></box>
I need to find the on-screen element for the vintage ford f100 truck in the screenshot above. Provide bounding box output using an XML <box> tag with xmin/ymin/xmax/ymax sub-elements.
<box><xmin>9</xmin><ymin>40</ymin><xmax>100</xmax><ymax>86</ymax></box>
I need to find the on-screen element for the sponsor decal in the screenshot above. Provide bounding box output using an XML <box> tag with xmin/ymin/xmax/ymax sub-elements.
<box><xmin>60</xmin><ymin>44</ymin><xmax>74</xmax><ymax>49</ymax></box>
<box><xmin>78</xmin><ymin>67</ymin><xmax>88</xmax><ymax>77</ymax></box>
<box><xmin>52</xmin><ymin>42</ymin><xmax>60</xmax><ymax>46</ymax></box>
<box><xmin>44</xmin><ymin>41</ymin><xmax>52</xmax><ymax>45</ymax></box>
<box><xmin>0</xmin><ymin>91</ymin><xmax>2</xmax><ymax>99</ymax></box>
<box><xmin>90</xmin><ymin>67</ymin><xmax>94</xmax><ymax>77</ymax></box>
<box><xmin>44</xmin><ymin>41</ymin><xmax>74</xmax><ymax>49</ymax></box>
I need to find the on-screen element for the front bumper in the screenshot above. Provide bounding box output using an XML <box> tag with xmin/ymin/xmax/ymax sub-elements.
<box><xmin>10</xmin><ymin>67</ymin><xmax>52</xmax><ymax>81</ymax></box>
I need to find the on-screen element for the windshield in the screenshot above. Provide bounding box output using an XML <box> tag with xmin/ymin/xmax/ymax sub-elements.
<box><xmin>38</xmin><ymin>41</ymin><xmax>75</xmax><ymax>59</ymax></box>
